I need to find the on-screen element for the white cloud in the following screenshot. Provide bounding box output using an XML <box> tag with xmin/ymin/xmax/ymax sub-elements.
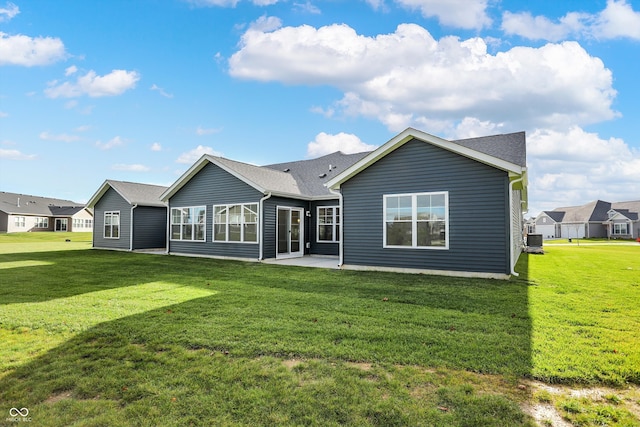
<box><xmin>65</xmin><ymin>65</ymin><xmax>78</xmax><ymax>76</ymax></box>
<box><xmin>177</xmin><ymin>145</ymin><xmax>223</xmax><ymax>164</ymax></box>
<box><xmin>230</xmin><ymin>23</ymin><xmax>617</xmax><ymax>133</ymax></box>
<box><xmin>196</xmin><ymin>126</ymin><xmax>221</xmax><ymax>136</ymax></box>
<box><xmin>592</xmin><ymin>0</ymin><xmax>640</xmax><ymax>40</ymax></box>
<box><xmin>249</xmin><ymin>15</ymin><xmax>282</xmax><ymax>32</ymax></box>
<box><xmin>394</xmin><ymin>0</ymin><xmax>491</xmax><ymax>30</ymax></box>
<box><xmin>150</xmin><ymin>84</ymin><xmax>173</xmax><ymax>98</ymax></box>
<box><xmin>293</xmin><ymin>2</ymin><xmax>321</xmax><ymax>14</ymax></box>
<box><xmin>45</xmin><ymin>69</ymin><xmax>140</xmax><ymax>98</ymax></box>
<box><xmin>501</xmin><ymin>11</ymin><xmax>586</xmax><ymax>42</ymax></box>
<box><xmin>0</xmin><ymin>32</ymin><xmax>66</xmax><ymax>66</ymax></box>
<box><xmin>39</xmin><ymin>131</ymin><xmax>81</xmax><ymax>142</ymax></box>
<box><xmin>307</xmin><ymin>132</ymin><xmax>377</xmax><ymax>157</ymax></box>
<box><xmin>186</xmin><ymin>0</ymin><xmax>282</xmax><ymax>6</ymax></box>
<box><xmin>527</xmin><ymin>126</ymin><xmax>640</xmax><ymax>215</ymax></box>
<box><xmin>151</xmin><ymin>142</ymin><xmax>162</xmax><ymax>151</ymax></box>
<box><xmin>74</xmin><ymin>125</ymin><xmax>91</xmax><ymax>132</ymax></box>
<box><xmin>0</xmin><ymin>2</ymin><xmax>19</xmax><ymax>22</ymax></box>
<box><xmin>0</xmin><ymin>148</ymin><xmax>35</xmax><ymax>160</ymax></box>
<box><xmin>95</xmin><ymin>136</ymin><xmax>125</xmax><ymax>150</ymax></box>
<box><xmin>502</xmin><ymin>0</ymin><xmax>640</xmax><ymax>41</ymax></box>
<box><xmin>0</xmin><ymin>111</ymin><xmax>7</xmax><ymax>118</ymax></box>
<box><xmin>112</xmin><ymin>163</ymin><xmax>151</xmax><ymax>172</ymax></box>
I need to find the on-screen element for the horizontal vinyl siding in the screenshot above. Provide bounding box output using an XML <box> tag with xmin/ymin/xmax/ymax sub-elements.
<box><xmin>342</xmin><ymin>139</ymin><xmax>510</xmax><ymax>275</ymax></box>
<box><xmin>262</xmin><ymin>197</ymin><xmax>309</xmax><ymax>259</ymax></box>
<box><xmin>132</xmin><ymin>206</ymin><xmax>167</xmax><ymax>249</ymax></box>
<box><xmin>93</xmin><ymin>187</ymin><xmax>131</xmax><ymax>250</ymax></box>
<box><xmin>310</xmin><ymin>200</ymin><xmax>340</xmax><ymax>256</ymax></box>
<box><xmin>169</xmin><ymin>162</ymin><xmax>263</xmax><ymax>259</ymax></box>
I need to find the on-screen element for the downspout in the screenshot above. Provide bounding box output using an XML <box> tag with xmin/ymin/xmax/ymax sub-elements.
<box><xmin>165</xmin><ymin>204</ymin><xmax>170</xmax><ymax>254</ymax></box>
<box><xmin>328</xmin><ymin>188</ymin><xmax>343</xmax><ymax>267</ymax></box>
<box><xmin>509</xmin><ymin>177</ymin><xmax>524</xmax><ymax>277</ymax></box>
<box><xmin>130</xmin><ymin>204</ymin><xmax>137</xmax><ymax>251</ymax></box>
<box><xmin>258</xmin><ymin>192</ymin><xmax>272</xmax><ymax>261</ymax></box>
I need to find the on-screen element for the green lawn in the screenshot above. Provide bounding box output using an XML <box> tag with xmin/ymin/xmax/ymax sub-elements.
<box><xmin>0</xmin><ymin>233</ymin><xmax>638</xmax><ymax>426</ymax></box>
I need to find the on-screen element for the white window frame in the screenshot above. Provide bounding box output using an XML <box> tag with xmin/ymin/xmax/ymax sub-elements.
<box><xmin>170</xmin><ymin>206</ymin><xmax>206</xmax><ymax>242</ymax></box>
<box><xmin>213</xmin><ymin>203</ymin><xmax>259</xmax><ymax>244</ymax></box>
<box><xmin>316</xmin><ymin>206</ymin><xmax>340</xmax><ymax>243</ymax></box>
<box><xmin>14</xmin><ymin>216</ymin><xmax>25</xmax><ymax>228</ymax></box>
<box><xmin>104</xmin><ymin>211</ymin><xmax>120</xmax><ymax>239</ymax></box>
<box><xmin>383</xmin><ymin>191</ymin><xmax>449</xmax><ymax>250</ymax></box>
<box><xmin>613</xmin><ymin>222</ymin><xmax>629</xmax><ymax>235</ymax></box>
<box><xmin>35</xmin><ymin>217</ymin><xmax>49</xmax><ymax>228</ymax></box>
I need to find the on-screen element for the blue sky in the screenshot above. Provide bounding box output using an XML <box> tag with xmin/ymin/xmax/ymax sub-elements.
<box><xmin>1</xmin><ymin>0</ymin><xmax>639</xmax><ymax>216</ymax></box>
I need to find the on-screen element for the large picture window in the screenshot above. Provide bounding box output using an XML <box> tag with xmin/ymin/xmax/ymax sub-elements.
<box><xmin>104</xmin><ymin>211</ymin><xmax>120</xmax><ymax>239</ymax></box>
<box><xmin>171</xmin><ymin>207</ymin><xmax>206</xmax><ymax>241</ymax></box>
<box><xmin>317</xmin><ymin>206</ymin><xmax>340</xmax><ymax>242</ymax></box>
<box><xmin>384</xmin><ymin>192</ymin><xmax>448</xmax><ymax>249</ymax></box>
<box><xmin>35</xmin><ymin>217</ymin><xmax>49</xmax><ymax>228</ymax></box>
<box><xmin>213</xmin><ymin>203</ymin><xmax>258</xmax><ymax>243</ymax></box>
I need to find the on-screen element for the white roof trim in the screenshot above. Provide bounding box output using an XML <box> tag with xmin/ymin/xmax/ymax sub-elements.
<box><xmin>160</xmin><ymin>155</ymin><xmax>267</xmax><ymax>202</ymax></box>
<box><xmin>86</xmin><ymin>180</ymin><xmax>132</xmax><ymax>208</ymax></box>
<box><xmin>326</xmin><ymin>127</ymin><xmax>525</xmax><ymax>190</ymax></box>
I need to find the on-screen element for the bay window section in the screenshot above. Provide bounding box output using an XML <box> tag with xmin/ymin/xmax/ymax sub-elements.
<box><xmin>171</xmin><ymin>206</ymin><xmax>206</xmax><ymax>241</ymax></box>
<box><xmin>384</xmin><ymin>192</ymin><xmax>448</xmax><ymax>249</ymax></box>
<box><xmin>317</xmin><ymin>206</ymin><xmax>340</xmax><ymax>242</ymax></box>
<box><xmin>214</xmin><ymin>203</ymin><xmax>258</xmax><ymax>243</ymax></box>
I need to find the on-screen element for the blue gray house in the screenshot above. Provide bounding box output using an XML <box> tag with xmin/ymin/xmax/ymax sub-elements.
<box><xmin>326</xmin><ymin>128</ymin><xmax>527</xmax><ymax>278</ymax></box>
<box><xmin>87</xmin><ymin>128</ymin><xmax>527</xmax><ymax>278</ymax></box>
<box><xmin>157</xmin><ymin>128</ymin><xmax>527</xmax><ymax>278</ymax></box>
<box><xmin>86</xmin><ymin>180</ymin><xmax>168</xmax><ymax>251</ymax></box>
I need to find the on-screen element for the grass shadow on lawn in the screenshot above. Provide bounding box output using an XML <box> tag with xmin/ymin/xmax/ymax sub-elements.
<box><xmin>0</xmin><ymin>249</ymin><xmax>180</xmax><ymax>305</ymax></box>
<box><xmin>0</xmin><ymin>250</ymin><xmax>534</xmax><ymax>425</ymax></box>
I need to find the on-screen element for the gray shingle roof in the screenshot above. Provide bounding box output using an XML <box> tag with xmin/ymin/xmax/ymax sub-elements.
<box><xmin>611</xmin><ymin>200</ymin><xmax>640</xmax><ymax>220</ymax></box>
<box><xmin>104</xmin><ymin>180</ymin><xmax>168</xmax><ymax>207</ymax></box>
<box><xmin>542</xmin><ymin>211</ymin><xmax>565</xmax><ymax>222</ymax></box>
<box><xmin>211</xmin><ymin>156</ymin><xmax>303</xmax><ymax>196</ymax></box>
<box><xmin>453</xmin><ymin>132</ymin><xmax>526</xmax><ymax>167</ymax></box>
<box><xmin>0</xmin><ymin>191</ymin><xmax>83</xmax><ymax>216</ymax></box>
<box><xmin>265</xmin><ymin>151</ymin><xmax>371</xmax><ymax>197</ymax></box>
<box><xmin>554</xmin><ymin>200</ymin><xmax>612</xmax><ymax>222</ymax></box>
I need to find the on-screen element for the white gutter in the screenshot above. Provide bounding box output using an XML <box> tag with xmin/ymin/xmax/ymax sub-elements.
<box><xmin>509</xmin><ymin>177</ymin><xmax>524</xmax><ymax>277</ymax></box>
<box><xmin>130</xmin><ymin>204</ymin><xmax>137</xmax><ymax>251</ymax></box>
<box><xmin>258</xmin><ymin>192</ymin><xmax>272</xmax><ymax>260</ymax></box>
<box><xmin>328</xmin><ymin>188</ymin><xmax>343</xmax><ymax>267</ymax></box>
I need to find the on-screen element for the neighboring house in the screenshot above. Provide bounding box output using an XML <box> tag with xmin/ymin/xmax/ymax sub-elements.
<box><xmin>604</xmin><ymin>200</ymin><xmax>640</xmax><ymax>239</ymax></box>
<box><xmin>0</xmin><ymin>191</ymin><xmax>93</xmax><ymax>233</ymax></box>
<box><xmin>532</xmin><ymin>199</ymin><xmax>640</xmax><ymax>239</ymax></box>
<box><xmin>86</xmin><ymin>180</ymin><xmax>168</xmax><ymax>251</ymax></box>
<box><xmin>533</xmin><ymin>211</ymin><xmax>565</xmax><ymax>239</ymax></box>
<box><xmin>157</xmin><ymin>127</ymin><xmax>527</xmax><ymax>279</ymax></box>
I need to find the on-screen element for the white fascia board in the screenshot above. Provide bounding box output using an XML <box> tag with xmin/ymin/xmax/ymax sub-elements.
<box><xmin>86</xmin><ymin>180</ymin><xmax>132</xmax><ymax>208</ymax></box>
<box><xmin>327</xmin><ymin>127</ymin><xmax>525</xmax><ymax>190</ymax></box>
<box><xmin>160</xmin><ymin>155</ymin><xmax>267</xmax><ymax>202</ymax></box>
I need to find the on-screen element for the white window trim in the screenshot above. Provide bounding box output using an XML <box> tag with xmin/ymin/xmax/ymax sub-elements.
<box><xmin>35</xmin><ymin>217</ymin><xmax>49</xmax><ymax>228</ymax></box>
<box><xmin>170</xmin><ymin>206</ymin><xmax>207</xmax><ymax>242</ymax></box>
<box><xmin>613</xmin><ymin>222</ymin><xmax>629</xmax><ymax>235</ymax></box>
<box><xmin>316</xmin><ymin>205</ymin><xmax>340</xmax><ymax>243</ymax></box>
<box><xmin>104</xmin><ymin>211</ymin><xmax>120</xmax><ymax>239</ymax></box>
<box><xmin>383</xmin><ymin>191</ymin><xmax>449</xmax><ymax>250</ymax></box>
<box><xmin>212</xmin><ymin>203</ymin><xmax>259</xmax><ymax>244</ymax></box>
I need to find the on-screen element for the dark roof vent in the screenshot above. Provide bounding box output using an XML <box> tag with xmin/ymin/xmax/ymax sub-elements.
<box><xmin>283</xmin><ymin>168</ymin><xmax>290</xmax><ymax>172</ymax></box>
<box><xmin>318</xmin><ymin>173</ymin><xmax>327</xmax><ymax>178</ymax></box>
